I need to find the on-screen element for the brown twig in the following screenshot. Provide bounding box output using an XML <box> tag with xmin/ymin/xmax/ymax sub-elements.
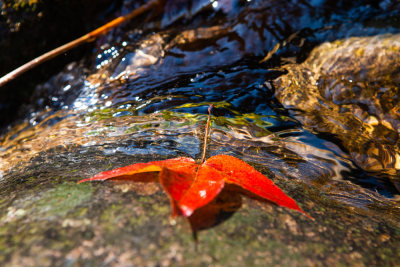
<box><xmin>201</xmin><ymin>104</ymin><xmax>214</xmax><ymax>164</ymax></box>
<box><xmin>0</xmin><ymin>0</ymin><xmax>160</xmax><ymax>88</ymax></box>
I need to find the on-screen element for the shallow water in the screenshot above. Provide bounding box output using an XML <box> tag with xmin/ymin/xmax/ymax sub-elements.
<box><xmin>1</xmin><ymin>0</ymin><xmax>400</xmax><ymax>213</ymax></box>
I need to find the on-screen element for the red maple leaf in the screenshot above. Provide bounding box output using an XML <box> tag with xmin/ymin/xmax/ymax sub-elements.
<box><xmin>78</xmin><ymin>155</ymin><xmax>312</xmax><ymax>219</ymax></box>
<box><xmin>78</xmin><ymin>105</ymin><xmax>312</xmax><ymax>222</ymax></box>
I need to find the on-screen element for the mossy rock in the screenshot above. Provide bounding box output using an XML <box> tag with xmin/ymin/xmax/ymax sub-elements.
<box><xmin>0</xmin><ymin>147</ymin><xmax>399</xmax><ymax>266</ymax></box>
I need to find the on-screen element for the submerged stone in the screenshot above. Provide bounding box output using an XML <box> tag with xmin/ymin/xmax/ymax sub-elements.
<box><xmin>275</xmin><ymin>34</ymin><xmax>400</xmax><ymax>180</ymax></box>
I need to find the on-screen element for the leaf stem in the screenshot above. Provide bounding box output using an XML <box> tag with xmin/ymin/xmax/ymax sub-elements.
<box><xmin>201</xmin><ymin>104</ymin><xmax>214</xmax><ymax>164</ymax></box>
<box><xmin>0</xmin><ymin>0</ymin><xmax>161</xmax><ymax>87</ymax></box>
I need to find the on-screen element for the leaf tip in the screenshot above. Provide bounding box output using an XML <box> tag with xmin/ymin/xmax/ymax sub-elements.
<box><xmin>77</xmin><ymin>178</ymin><xmax>89</xmax><ymax>184</ymax></box>
<box><xmin>304</xmin><ymin>212</ymin><xmax>314</xmax><ymax>221</ymax></box>
<box><xmin>295</xmin><ymin>206</ymin><xmax>314</xmax><ymax>220</ymax></box>
<box><xmin>179</xmin><ymin>204</ymin><xmax>194</xmax><ymax>217</ymax></box>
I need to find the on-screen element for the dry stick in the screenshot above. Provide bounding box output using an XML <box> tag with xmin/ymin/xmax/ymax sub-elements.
<box><xmin>200</xmin><ymin>104</ymin><xmax>214</xmax><ymax>164</ymax></box>
<box><xmin>0</xmin><ymin>0</ymin><xmax>160</xmax><ymax>88</ymax></box>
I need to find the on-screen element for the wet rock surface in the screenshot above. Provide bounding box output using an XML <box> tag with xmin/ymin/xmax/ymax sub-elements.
<box><xmin>1</xmin><ymin>148</ymin><xmax>399</xmax><ymax>266</ymax></box>
<box><xmin>1</xmin><ymin>0</ymin><xmax>400</xmax><ymax>265</ymax></box>
<box><xmin>274</xmin><ymin>34</ymin><xmax>400</xmax><ymax>187</ymax></box>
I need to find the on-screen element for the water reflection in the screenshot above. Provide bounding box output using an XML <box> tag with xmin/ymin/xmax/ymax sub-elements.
<box><xmin>1</xmin><ymin>0</ymin><xmax>400</xmax><ymax>214</ymax></box>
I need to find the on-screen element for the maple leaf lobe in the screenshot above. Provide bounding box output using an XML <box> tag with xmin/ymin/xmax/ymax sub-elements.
<box><xmin>78</xmin><ymin>155</ymin><xmax>312</xmax><ymax>220</ymax></box>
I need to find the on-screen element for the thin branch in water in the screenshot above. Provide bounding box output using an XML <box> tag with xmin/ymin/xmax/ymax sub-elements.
<box><xmin>0</xmin><ymin>0</ymin><xmax>161</xmax><ymax>88</ymax></box>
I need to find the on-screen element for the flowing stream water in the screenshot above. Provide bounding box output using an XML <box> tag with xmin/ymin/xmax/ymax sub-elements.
<box><xmin>1</xmin><ymin>0</ymin><xmax>400</xmax><ymax>215</ymax></box>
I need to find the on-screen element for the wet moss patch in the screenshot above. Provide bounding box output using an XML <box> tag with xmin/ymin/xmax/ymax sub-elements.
<box><xmin>0</xmin><ymin>144</ymin><xmax>399</xmax><ymax>266</ymax></box>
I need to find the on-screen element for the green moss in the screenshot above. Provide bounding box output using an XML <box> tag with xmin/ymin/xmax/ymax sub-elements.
<box><xmin>148</xmin><ymin>202</ymin><xmax>170</xmax><ymax>217</ymax></box>
<box><xmin>194</xmin><ymin>213</ymin><xmax>306</xmax><ymax>266</ymax></box>
<box><xmin>68</xmin><ymin>206</ymin><xmax>89</xmax><ymax>218</ymax></box>
<box><xmin>4</xmin><ymin>0</ymin><xmax>41</xmax><ymax>11</ymax></box>
<box><xmin>21</xmin><ymin>182</ymin><xmax>94</xmax><ymax>219</ymax></box>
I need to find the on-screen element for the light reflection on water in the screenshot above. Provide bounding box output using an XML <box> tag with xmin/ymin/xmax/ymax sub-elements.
<box><xmin>1</xmin><ymin>0</ymin><xmax>400</xmax><ymax>213</ymax></box>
